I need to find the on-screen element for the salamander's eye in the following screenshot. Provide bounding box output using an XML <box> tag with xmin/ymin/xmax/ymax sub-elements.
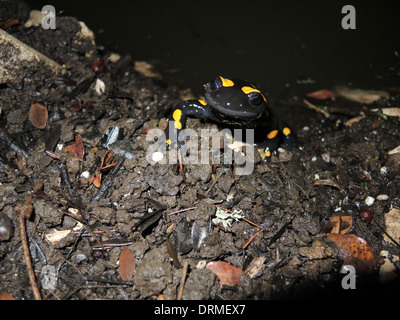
<box><xmin>209</xmin><ymin>77</ymin><xmax>222</xmax><ymax>92</ymax></box>
<box><xmin>248</xmin><ymin>92</ymin><xmax>263</xmax><ymax>106</ymax></box>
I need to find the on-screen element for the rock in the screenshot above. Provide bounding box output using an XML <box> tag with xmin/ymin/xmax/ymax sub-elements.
<box><xmin>292</xmin><ymin>214</ymin><xmax>320</xmax><ymax>236</ymax></box>
<box><xmin>383</xmin><ymin>208</ymin><xmax>400</xmax><ymax>245</ymax></box>
<box><xmin>186</xmin><ymin>164</ymin><xmax>212</xmax><ymax>183</ymax></box>
<box><xmin>0</xmin><ymin>28</ymin><xmax>62</xmax><ymax>85</ymax></box>
<box><xmin>91</xmin><ymin>206</ymin><xmax>115</xmax><ymax>225</ymax></box>
<box><xmin>34</xmin><ymin>200</ymin><xmax>63</xmax><ymax>226</ymax></box>
<box><xmin>218</xmin><ymin>174</ymin><xmax>235</xmax><ymax>193</ymax></box>
<box><xmin>182</xmin><ymin>268</ymin><xmax>218</xmax><ymax>300</ymax></box>
<box><xmin>186</xmin><ymin>200</ymin><xmax>215</xmax><ymax>226</ymax></box>
<box><xmin>0</xmin><ymin>213</ymin><xmax>13</xmax><ymax>241</ymax></box>
<box><xmin>146</xmin><ymin>171</ymin><xmax>183</xmax><ymax>196</ymax></box>
<box><xmin>133</xmin><ymin>246</ymin><xmax>173</xmax><ymax>298</ymax></box>
<box><xmin>299</xmin><ymin>240</ymin><xmax>335</xmax><ymax>260</ymax></box>
<box><xmin>45</xmin><ymin>229</ymin><xmax>75</xmax><ymax>248</ymax></box>
<box><xmin>379</xmin><ymin>250</ymin><xmax>399</xmax><ymax>284</ymax></box>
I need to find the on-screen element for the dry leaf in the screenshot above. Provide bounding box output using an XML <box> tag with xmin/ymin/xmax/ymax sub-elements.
<box><xmin>29</xmin><ymin>103</ymin><xmax>48</xmax><ymax>129</ymax></box>
<box><xmin>372</xmin><ymin>107</ymin><xmax>400</xmax><ymax>117</ymax></box>
<box><xmin>45</xmin><ymin>229</ymin><xmax>72</xmax><ymax>245</ymax></box>
<box><xmin>329</xmin><ymin>212</ymin><xmax>353</xmax><ymax>234</ymax></box>
<box><xmin>336</xmin><ymin>86</ymin><xmax>389</xmax><ymax>104</ymax></box>
<box><xmin>118</xmin><ymin>247</ymin><xmax>136</xmax><ymax>281</ymax></box>
<box><xmin>0</xmin><ymin>291</ymin><xmax>15</xmax><ymax>300</ymax></box>
<box><xmin>244</xmin><ymin>256</ymin><xmax>266</xmax><ymax>278</ymax></box>
<box><xmin>306</xmin><ymin>89</ymin><xmax>337</xmax><ymax>100</ymax></box>
<box><xmin>206</xmin><ymin>261</ymin><xmax>242</xmax><ymax>287</ymax></box>
<box><xmin>65</xmin><ymin>135</ymin><xmax>85</xmax><ymax>161</ymax></box>
<box><xmin>313</xmin><ymin>179</ymin><xmax>344</xmax><ymax>192</ymax></box>
<box><xmin>89</xmin><ymin>150</ymin><xmax>118</xmax><ymax>188</ymax></box>
<box><xmin>134</xmin><ymin>61</ymin><xmax>162</xmax><ymax>79</ymax></box>
<box><xmin>383</xmin><ymin>208</ymin><xmax>400</xmax><ymax>245</ymax></box>
<box><xmin>327</xmin><ymin>233</ymin><xmax>377</xmax><ymax>273</ymax></box>
<box><xmin>345</xmin><ymin>115</ymin><xmax>366</xmax><ymax>127</ymax></box>
<box><xmin>388</xmin><ymin>145</ymin><xmax>400</xmax><ymax>155</ymax></box>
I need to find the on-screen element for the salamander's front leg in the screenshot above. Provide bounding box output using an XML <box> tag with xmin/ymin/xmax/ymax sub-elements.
<box><xmin>164</xmin><ymin>99</ymin><xmax>216</xmax><ymax>148</ymax></box>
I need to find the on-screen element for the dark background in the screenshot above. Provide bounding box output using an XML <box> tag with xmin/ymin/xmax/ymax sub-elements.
<box><xmin>28</xmin><ymin>0</ymin><xmax>400</xmax><ymax>98</ymax></box>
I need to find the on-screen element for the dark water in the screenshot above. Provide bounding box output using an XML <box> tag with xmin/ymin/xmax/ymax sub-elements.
<box><xmin>29</xmin><ymin>0</ymin><xmax>400</xmax><ymax>98</ymax></box>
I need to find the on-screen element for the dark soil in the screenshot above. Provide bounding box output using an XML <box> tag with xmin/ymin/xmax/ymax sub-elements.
<box><xmin>1</xmin><ymin>6</ymin><xmax>400</xmax><ymax>300</ymax></box>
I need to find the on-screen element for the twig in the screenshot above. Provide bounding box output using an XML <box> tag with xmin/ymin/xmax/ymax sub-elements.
<box><xmin>177</xmin><ymin>148</ymin><xmax>185</xmax><ymax>180</ymax></box>
<box><xmin>243</xmin><ymin>229</ymin><xmax>263</xmax><ymax>250</ymax></box>
<box><xmin>168</xmin><ymin>206</ymin><xmax>197</xmax><ymax>216</ymax></box>
<box><xmin>46</xmin><ymin>288</ymin><xmax>61</xmax><ymax>300</ymax></box>
<box><xmin>15</xmin><ymin>183</ymin><xmax>42</xmax><ymax>300</ymax></box>
<box><xmin>206</xmin><ymin>170</ymin><xmax>224</xmax><ymax>195</ymax></box>
<box><xmin>177</xmin><ymin>260</ymin><xmax>189</xmax><ymax>300</ymax></box>
<box><xmin>303</xmin><ymin>99</ymin><xmax>330</xmax><ymax>117</ymax></box>
<box><xmin>18</xmin><ymin>213</ymin><xmax>42</xmax><ymax>299</ymax></box>
<box><xmin>215</xmin><ymin>206</ymin><xmax>264</xmax><ymax>249</ymax></box>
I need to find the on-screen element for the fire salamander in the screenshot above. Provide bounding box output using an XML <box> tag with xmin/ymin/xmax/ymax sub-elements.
<box><xmin>164</xmin><ymin>76</ymin><xmax>297</xmax><ymax>159</ymax></box>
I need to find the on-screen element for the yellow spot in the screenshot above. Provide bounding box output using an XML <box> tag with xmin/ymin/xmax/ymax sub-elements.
<box><xmin>241</xmin><ymin>86</ymin><xmax>260</xmax><ymax>94</ymax></box>
<box><xmin>220</xmin><ymin>76</ymin><xmax>234</xmax><ymax>87</ymax></box>
<box><xmin>242</xmin><ymin>86</ymin><xmax>267</xmax><ymax>102</ymax></box>
<box><xmin>267</xmin><ymin>130</ymin><xmax>278</xmax><ymax>139</ymax></box>
<box><xmin>198</xmin><ymin>99</ymin><xmax>207</xmax><ymax>106</ymax></box>
<box><xmin>166</xmin><ymin>139</ymin><xmax>171</xmax><ymax>145</ymax></box>
<box><xmin>173</xmin><ymin>109</ymin><xmax>182</xmax><ymax>130</ymax></box>
<box><xmin>283</xmin><ymin>127</ymin><xmax>291</xmax><ymax>136</ymax></box>
<box><xmin>265</xmin><ymin>150</ymin><xmax>271</xmax><ymax>157</ymax></box>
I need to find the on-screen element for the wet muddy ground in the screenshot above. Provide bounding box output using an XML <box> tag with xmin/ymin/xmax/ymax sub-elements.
<box><xmin>1</xmin><ymin>8</ymin><xmax>400</xmax><ymax>300</ymax></box>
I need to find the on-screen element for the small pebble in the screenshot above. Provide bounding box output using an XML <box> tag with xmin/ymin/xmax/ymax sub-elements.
<box><xmin>95</xmin><ymin>78</ymin><xmax>105</xmax><ymax>95</ymax></box>
<box><xmin>81</xmin><ymin>170</ymin><xmax>90</xmax><ymax>179</ymax></box>
<box><xmin>74</xmin><ymin>253</ymin><xmax>87</xmax><ymax>264</ymax></box>
<box><xmin>321</xmin><ymin>152</ymin><xmax>331</xmax><ymax>163</ymax></box>
<box><xmin>377</xmin><ymin>194</ymin><xmax>389</xmax><ymax>201</ymax></box>
<box><xmin>365</xmin><ymin>196</ymin><xmax>375</xmax><ymax>206</ymax></box>
<box><xmin>380</xmin><ymin>166</ymin><xmax>388</xmax><ymax>175</ymax></box>
<box><xmin>0</xmin><ymin>213</ymin><xmax>13</xmax><ymax>241</ymax></box>
<box><xmin>152</xmin><ymin>151</ymin><xmax>164</xmax><ymax>162</ymax></box>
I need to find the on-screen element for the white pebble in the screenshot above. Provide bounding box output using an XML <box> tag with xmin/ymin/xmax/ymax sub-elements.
<box><xmin>152</xmin><ymin>151</ymin><xmax>164</xmax><ymax>162</ymax></box>
<box><xmin>365</xmin><ymin>196</ymin><xmax>375</xmax><ymax>206</ymax></box>
<box><xmin>80</xmin><ymin>171</ymin><xmax>90</xmax><ymax>178</ymax></box>
<box><xmin>321</xmin><ymin>152</ymin><xmax>331</xmax><ymax>163</ymax></box>
<box><xmin>196</xmin><ymin>260</ymin><xmax>207</xmax><ymax>269</ymax></box>
<box><xmin>95</xmin><ymin>78</ymin><xmax>105</xmax><ymax>95</ymax></box>
<box><xmin>377</xmin><ymin>194</ymin><xmax>389</xmax><ymax>201</ymax></box>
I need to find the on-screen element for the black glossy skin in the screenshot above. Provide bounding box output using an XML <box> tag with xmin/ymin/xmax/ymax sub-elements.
<box><xmin>164</xmin><ymin>76</ymin><xmax>297</xmax><ymax>158</ymax></box>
